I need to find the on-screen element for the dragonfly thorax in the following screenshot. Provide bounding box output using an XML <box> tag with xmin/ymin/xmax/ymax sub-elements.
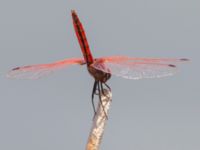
<box><xmin>88</xmin><ymin>65</ymin><xmax>111</xmax><ymax>83</ymax></box>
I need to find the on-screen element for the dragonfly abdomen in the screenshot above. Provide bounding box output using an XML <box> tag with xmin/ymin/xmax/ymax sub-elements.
<box><xmin>71</xmin><ymin>10</ymin><xmax>94</xmax><ymax>65</ymax></box>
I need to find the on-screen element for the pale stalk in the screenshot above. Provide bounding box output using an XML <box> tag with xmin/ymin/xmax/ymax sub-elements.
<box><xmin>86</xmin><ymin>89</ymin><xmax>112</xmax><ymax>150</ymax></box>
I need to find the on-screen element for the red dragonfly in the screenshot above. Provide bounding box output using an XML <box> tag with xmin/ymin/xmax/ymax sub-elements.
<box><xmin>7</xmin><ymin>10</ymin><xmax>189</xmax><ymax>115</ymax></box>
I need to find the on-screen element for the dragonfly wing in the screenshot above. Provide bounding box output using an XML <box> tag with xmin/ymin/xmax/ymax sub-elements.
<box><xmin>92</xmin><ymin>56</ymin><xmax>189</xmax><ymax>80</ymax></box>
<box><xmin>7</xmin><ymin>58</ymin><xmax>85</xmax><ymax>79</ymax></box>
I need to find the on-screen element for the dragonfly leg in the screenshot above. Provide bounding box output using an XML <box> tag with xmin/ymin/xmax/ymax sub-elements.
<box><xmin>91</xmin><ymin>81</ymin><xmax>98</xmax><ymax>117</ymax></box>
<box><xmin>98</xmin><ymin>81</ymin><xmax>108</xmax><ymax>119</ymax></box>
<box><xmin>100</xmin><ymin>82</ymin><xmax>106</xmax><ymax>95</ymax></box>
<box><xmin>104</xmin><ymin>83</ymin><xmax>111</xmax><ymax>92</ymax></box>
<box><xmin>101</xmin><ymin>82</ymin><xmax>111</xmax><ymax>100</ymax></box>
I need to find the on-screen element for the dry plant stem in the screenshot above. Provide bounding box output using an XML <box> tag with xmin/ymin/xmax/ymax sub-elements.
<box><xmin>86</xmin><ymin>89</ymin><xmax>112</xmax><ymax>150</ymax></box>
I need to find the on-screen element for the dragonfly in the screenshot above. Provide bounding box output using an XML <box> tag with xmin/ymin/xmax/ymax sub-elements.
<box><xmin>7</xmin><ymin>10</ymin><xmax>189</xmax><ymax>117</ymax></box>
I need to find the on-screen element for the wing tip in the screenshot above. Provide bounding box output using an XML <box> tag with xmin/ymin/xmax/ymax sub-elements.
<box><xmin>6</xmin><ymin>68</ymin><xmax>19</xmax><ymax>78</ymax></box>
<box><xmin>6</xmin><ymin>71</ymin><xmax>14</xmax><ymax>79</ymax></box>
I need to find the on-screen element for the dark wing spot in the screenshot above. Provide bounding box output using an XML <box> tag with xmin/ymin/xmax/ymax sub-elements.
<box><xmin>12</xmin><ymin>67</ymin><xmax>20</xmax><ymax>70</ymax></box>
<box><xmin>168</xmin><ymin>64</ymin><xmax>176</xmax><ymax>68</ymax></box>
<box><xmin>180</xmin><ymin>58</ymin><xmax>189</xmax><ymax>61</ymax></box>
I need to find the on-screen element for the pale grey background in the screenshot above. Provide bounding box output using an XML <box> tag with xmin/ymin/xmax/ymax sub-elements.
<box><xmin>0</xmin><ymin>0</ymin><xmax>199</xmax><ymax>150</ymax></box>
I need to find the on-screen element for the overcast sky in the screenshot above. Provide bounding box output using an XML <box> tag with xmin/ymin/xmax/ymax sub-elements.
<box><xmin>0</xmin><ymin>0</ymin><xmax>199</xmax><ymax>150</ymax></box>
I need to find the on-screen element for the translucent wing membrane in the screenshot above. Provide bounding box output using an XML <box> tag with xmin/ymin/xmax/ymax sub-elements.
<box><xmin>7</xmin><ymin>58</ymin><xmax>85</xmax><ymax>79</ymax></box>
<box><xmin>92</xmin><ymin>56</ymin><xmax>189</xmax><ymax>79</ymax></box>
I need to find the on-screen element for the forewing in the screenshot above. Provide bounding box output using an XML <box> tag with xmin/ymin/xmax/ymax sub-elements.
<box><xmin>92</xmin><ymin>56</ymin><xmax>189</xmax><ymax>79</ymax></box>
<box><xmin>7</xmin><ymin>58</ymin><xmax>85</xmax><ymax>79</ymax></box>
